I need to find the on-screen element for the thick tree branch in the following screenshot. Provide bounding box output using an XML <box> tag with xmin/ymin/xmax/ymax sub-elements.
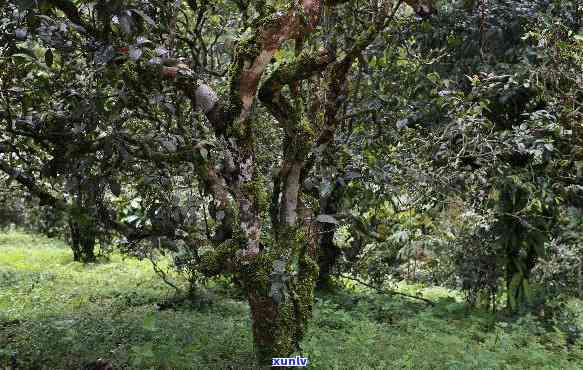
<box><xmin>161</xmin><ymin>66</ymin><xmax>227</xmax><ymax>135</ymax></box>
<box><xmin>257</xmin><ymin>48</ymin><xmax>334</xmax><ymax>228</ymax></box>
<box><xmin>220</xmin><ymin>0</ymin><xmax>325</xmax><ymax>254</ymax></box>
<box><xmin>259</xmin><ymin>48</ymin><xmax>335</xmax><ymax>126</ymax></box>
<box><xmin>228</xmin><ymin>0</ymin><xmax>324</xmax><ymax>128</ymax></box>
<box><xmin>0</xmin><ymin>159</ymin><xmax>67</xmax><ymax>209</ymax></box>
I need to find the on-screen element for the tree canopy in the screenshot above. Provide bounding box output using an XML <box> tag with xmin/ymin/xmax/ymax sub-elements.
<box><xmin>1</xmin><ymin>0</ymin><xmax>581</xmax><ymax>365</ymax></box>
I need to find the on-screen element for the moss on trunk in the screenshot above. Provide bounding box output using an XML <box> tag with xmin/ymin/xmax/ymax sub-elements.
<box><xmin>240</xmin><ymin>226</ymin><xmax>319</xmax><ymax>365</ymax></box>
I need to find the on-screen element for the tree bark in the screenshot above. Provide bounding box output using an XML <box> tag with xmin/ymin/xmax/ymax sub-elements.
<box><xmin>68</xmin><ymin>217</ymin><xmax>96</xmax><ymax>263</ymax></box>
<box><xmin>163</xmin><ymin>0</ymin><xmax>430</xmax><ymax>363</ymax></box>
<box><xmin>316</xmin><ymin>223</ymin><xmax>339</xmax><ymax>289</ymax></box>
<box><xmin>316</xmin><ymin>184</ymin><xmax>342</xmax><ymax>290</ymax></box>
<box><xmin>68</xmin><ymin>183</ymin><xmax>97</xmax><ymax>263</ymax></box>
<box><xmin>243</xmin><ymin>224</ymin><xmax>319</xmax><ymax>365</ymax></box>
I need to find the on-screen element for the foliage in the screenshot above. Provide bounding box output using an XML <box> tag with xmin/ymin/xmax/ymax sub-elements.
<box><xmin>534</xmin><ymin>207</ymin><xmax>583</xmax><ymax>299</ymax></box>
<box><xmin>323</xmin><ymin>0</ymin><xmax>583</xmax><ymax>312</ymax></box>
<box><xmin>0</xmin><ymin>0</ymin><xmax>582</xmax><ymax>363</ymax></box>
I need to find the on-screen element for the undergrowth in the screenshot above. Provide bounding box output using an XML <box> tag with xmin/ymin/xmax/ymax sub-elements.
<box><xmin>0</xmin><ymin>231</ymin><xmax>581</xmax><ymax>369</ymax></box>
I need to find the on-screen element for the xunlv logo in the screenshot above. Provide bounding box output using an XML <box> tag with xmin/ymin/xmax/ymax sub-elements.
<box><xmin>272</xmin><ymin>356</ymin><xmax>309</xmax><ymax>367</ymax></box>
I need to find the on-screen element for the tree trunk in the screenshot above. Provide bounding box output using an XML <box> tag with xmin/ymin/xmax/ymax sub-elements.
<box><xmin>247</xmin><ymin>289</ymin><xmax>299</xmax><ymax>363</ymax></box>
<box><xmin>80</xmin><ymin>224</ymin><xmax>96</xmax><ymax>262</ymax></box>
<box><xmin>505</xmin><ymin>253</ymin><xmax>518</xmax><ymax>310</ymax></box>
<box><xmin>69</xmin><ymin>218</ymin><xmax>96</xmax><ymax>263</ymax></box>
<box><xmin>316</xmin><ymin>184</ymin><xmax>342</xmax><ymax>290</ymax></box>
<box><xmin>316</xmin><ymin>223</ymin><xmax>339</xmax><ymax>290</ymax></box>
<box><xmin>242</xmin><ymin>226</ymin><xmax>319</xmax><ymax>365</ymax></box>
<box><xmin>69</xmin><ymin>218</ymin><xmax>81</xmax><ymax>262</ymax></box>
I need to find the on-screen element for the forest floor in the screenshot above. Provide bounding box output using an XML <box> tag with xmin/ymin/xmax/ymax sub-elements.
<box><xmin>0</xmin><ymin>231</ymin><xmax>582</xmax><ymax>369</ymax></box>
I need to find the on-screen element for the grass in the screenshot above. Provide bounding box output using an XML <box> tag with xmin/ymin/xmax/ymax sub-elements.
<box><xmin>0</xmin><ymin>231</ymin><xmax>582</xmax><ymax>369</ymax></box>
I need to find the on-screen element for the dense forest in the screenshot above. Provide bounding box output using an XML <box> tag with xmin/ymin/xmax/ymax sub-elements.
<box><xmin>1</xmin><ymin>0</ymin><xmax>582</xmax><ymax>368</ymax></box>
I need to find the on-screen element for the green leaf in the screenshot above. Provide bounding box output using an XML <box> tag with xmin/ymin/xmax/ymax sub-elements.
<box><xmin>11</xmin><ymin>53</ymin><xmax>35</xmax><ymax>62</ymax></box>
<box><xmin>199</xmin><ymin>147</ymin><xmax>208</xmax><ymax>160</ymax></box>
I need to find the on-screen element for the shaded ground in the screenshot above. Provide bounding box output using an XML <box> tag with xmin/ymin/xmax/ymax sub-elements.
<box><xmin>0</xmin><ymin>231</ymin><xmax>581</xmax><ymax>369</ymax></box>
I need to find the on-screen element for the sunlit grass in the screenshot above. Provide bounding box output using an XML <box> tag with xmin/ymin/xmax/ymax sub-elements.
<box><xmin>1</xmin><ymin>231</ymin><xmax>582</xmax><ymax>369</ymax></box>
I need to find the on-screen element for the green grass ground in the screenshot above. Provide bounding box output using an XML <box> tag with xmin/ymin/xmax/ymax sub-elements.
<box><xmin>1</xmin><ymin>231</ymin><xmax>582</xmax><ymax>369</ymax></box>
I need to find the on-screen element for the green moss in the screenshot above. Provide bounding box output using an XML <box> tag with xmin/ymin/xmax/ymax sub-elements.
<box><xmin>280</xmin><ymin>118</ymin><xmax>315</xmax><ymax>162</ymax></box>
<box><xmin>226</xmin><ymin>35</ymin><xmax>261</xmax><ymax>128</ymax></box>
<box><xmin>251</xmin><ymin>8</ymin><xmax>288</xmax><ymax>30</ymax></box>
<box><xmin>234</xmin><ymin>222</ymin><xmax>319</xmax><ymax>364</ymax></box>
<box><xmin>273</xmin><ymin>300</ymin><xmax>296</xmax><ymax>353</ymax></box>
<box><xmin>297</xmin><ymin>116</ymin><xmax>316</xmax><ymax>147</ymax></box>
<box><xmin>239</xmin><ymin>253</ymin><xmax>271</xmax><ymax>294</ymax></box>
<box><xmin>120</xmin><ymin>62</ymin><xmax>139</xmax><ymax>82</ymax></box>
<box><xmin>198</xmin><ymin>240</ymin><xmax>239</xmax><ymax>277</ymax></box>
<box><xmin>239</xmin><ymin>169</ymin><xmax>269</xmax><ymax>213</ymax></box>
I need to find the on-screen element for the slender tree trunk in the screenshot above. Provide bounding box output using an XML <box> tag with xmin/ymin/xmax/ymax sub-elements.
<box><xmin>506</xmin><ymin>226</ymin><xmax>538</xmax><ymax>310</ymax></box>
<box><xmin>80</xmin><ymin>222</ymin><xmax>96</xmax><ymax>262</ymax></box>
<box><xmin>578</xmin><ymin>258</ymin><xmax>582</xmax><ymax>298</ymax></box>
<box><xmin>316</xmin><ymin>223</ymin><xmax>339</xmax><ymax>289</ymax></box>
<box><xmin>505</xmin><ymin>232</ymin><xmax>521</xmax><ymax>311</ymax></box>
<box><xmin>68</xmin><ymin>217</ymin><xmax>96</xmax><ymax>263</ymax></box>
<box><xmin>69</xmin><ymin>218</ymin><xmax>81</xmax><ymax>262</ymax></box>
<box><xmin>316</xmin><ymin>185</ymin><xmax>341</xmax><ymax>290</ymax></box>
